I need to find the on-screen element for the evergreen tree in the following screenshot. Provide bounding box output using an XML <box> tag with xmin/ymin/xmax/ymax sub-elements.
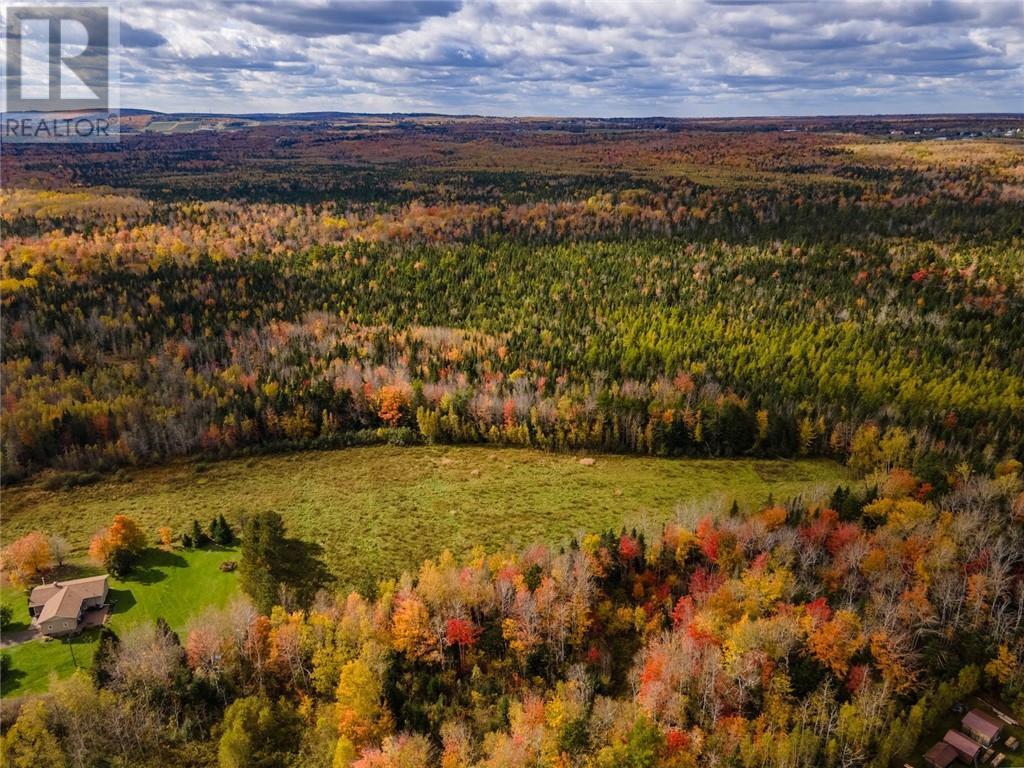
<box><xmin>209</xmin><ymin>516</ymin><xmax>222</xmax><ymax>544</ymax></box>
<box><xmin>91</xmin><ymin>626</ymin><xmax>120</xmax><ymax>688</ymax></box>
<box><xmin>239</xmin><ymin>511</ymin><xmax>289</xmax><ymax>614</ymax></box>
<box><xmin>192</xmin><ymin>519</ymin><xmax>210</xmax><ymax>547</ymax></box>
<box><xmin>213</xmin><ymin>514</ymin><xmax>234</xmax><ymax>545</ymax></box>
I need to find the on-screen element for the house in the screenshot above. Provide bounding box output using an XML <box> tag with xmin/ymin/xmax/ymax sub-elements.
<box><xmin>943</xmin><ymin>730</ymin><xmax>982</xmax><ymax>765</ymax></box>
<box><xmin>961</xmin><ymin>709</ymin><xmax>1004</xmax><ymax>746</ymax></box>
<box><xmin>28</xmin><ymin>575</ymin><xmax>109</xmax><ymax>636</ymax></box>
<box><xmin>923</xmin><ymin>741</ymin><xmax>958</xmax><ymax>768</ymax></box>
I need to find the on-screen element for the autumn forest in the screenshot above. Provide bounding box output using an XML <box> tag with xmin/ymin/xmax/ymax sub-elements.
<box><xmin>1</xmin><ymin>113</ymin><xmax>1023</xmax><ymax>768</ymax></box>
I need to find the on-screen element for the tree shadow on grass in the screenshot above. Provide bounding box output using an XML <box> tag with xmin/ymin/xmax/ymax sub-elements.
<box><xmin>280</xmin><ymin>538</ymin><xmax>334</xmax><ymax>609</ymax></box>
<box><xmin>106</xmin><ymin>588</ymin><xmax>136</xmax><ymax>617</ymax></box>
<box><xmin>119</xmin><ymin>548</ymin><xmax>190</xmax><ymax>585</ymax></box>
<box><xmin>62</xmin><ymin>628</ymin><xmax>101</xmax><ymax>670</ymax></box>
<box><xmin>51</xmin><ymin>562</ymin><xmax>106</xmax><ymax>581</ymax></box>
<box><xmin>121</xmin><ymin>566</ymin><xmax>167</xmax><ymax>585</ymax></box>
<box><xmin>0</xmin><ymin>664</ymin><xmax>26</xmax><ymax>696</ymax></box>
<box><xmin>137</xmin><ymin>549</ymin><xmax>188</xmax><ymax>569</ymax></box>
<box><xmin>1</xmin><ymin>617</ymin><xmax>31</xmax><ymax>634</ymax></box>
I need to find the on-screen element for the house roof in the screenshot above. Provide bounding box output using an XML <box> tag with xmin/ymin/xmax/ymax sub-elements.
<box><xmin>962</xmin><ymin>709</ymin><xmax>1003</xmax><ymax>739</ymax></box>
<box><xmin>923</xmin><ymin>741</ymin><xmax>958</xmax><ymax>768</ymax></box>
<box><xmin>943</xmin><ymin>729</ymin><xmax>982</xmax><ymax>758</ymax></box>
<box><xmin>28</xmin><ymin>583</ymin><xmax>61</xmax><ymax>607</ymax></box>
<box><xmin>30</xmin><ymin>575</ymin><xmax>108</xmax><ymax>623</ymax></box>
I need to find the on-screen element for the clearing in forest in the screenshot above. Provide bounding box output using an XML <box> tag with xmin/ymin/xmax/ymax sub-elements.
<box><xmin>2</xmin><ymin>446</ymin><xmax>848</xmax><ymax>592</ymax></box>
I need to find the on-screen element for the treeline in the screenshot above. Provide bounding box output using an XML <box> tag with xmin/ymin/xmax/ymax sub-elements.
<box><xmin>3</xmin><ymin>464</ymin><xmax>1022</xmax><ymax>767</ymax></box>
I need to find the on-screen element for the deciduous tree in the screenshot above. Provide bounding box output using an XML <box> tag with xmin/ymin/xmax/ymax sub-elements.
<box><xmin>90</xmin><ymin>515</ymin><xmax>147</xmax><ymax>576</ymax></box>
<box><xmin>2</xmin><ymin>531</ymin><xmax>54</xmax><ymax>587</ymax></box>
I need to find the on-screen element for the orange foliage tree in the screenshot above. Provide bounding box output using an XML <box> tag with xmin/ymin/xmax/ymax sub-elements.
<box><xmin>806</xmin><ymin>609</ymin><xmax>864</xmax><ymax>677</ymax></box>
<box><xmin>1</xmin><ymin>531</ymin><xmax>54</xmax><ymax>588</ymax></box>
<box><xmin>375</xmin><ymin>385</ymin><xmax>408</xmax><ymax>427</ymax></box>
<box><xmin>90</xmin><ymin>514</ymin><xmax>147</xmax><ymax>576</ymax></box>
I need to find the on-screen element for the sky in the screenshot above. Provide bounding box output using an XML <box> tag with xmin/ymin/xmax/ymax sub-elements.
<box><xmin>113</xmin><ymin>0</ymin><xmax>1023</xmax><ymax>116</ymax></box>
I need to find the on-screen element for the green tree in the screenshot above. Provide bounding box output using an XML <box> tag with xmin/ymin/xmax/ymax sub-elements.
<box><xmin>218</xmin><ymin>695</ymin><xmax>301</xmax><ymax>768</ymax></box>
<box><xmin>240</xmin><ymin>512</ymin><xmax>288</xmax><ymax>613</ymax></box>
<box><xmin>240</xmin><ymin>511</ymin><xmax>331</xmax><ymax>613</ymax></box>
<box><xmin>624</xmin><ymin>715</ymin><xmax>665</xmax><ymax>768</ymax></box>
<box><xmin>210</xmin><ymin>513</ymin><xmax>234</xmax><ymax>545</ymax></box>
<box><xmin>192</xmin><ymin>519</ymin><xmax>211</xmax><ymax>547</ymax></box>
<box><xmin>91</xmin><ymin>626</ymin><xmax>120</xmax><ymax>688</ymax></box>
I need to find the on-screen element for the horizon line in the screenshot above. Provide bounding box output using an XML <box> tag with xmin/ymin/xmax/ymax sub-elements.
<box><xmin>103</xmin><ymin>108</ymin><xmax>1024</xmax><ymax>120</ymax></box>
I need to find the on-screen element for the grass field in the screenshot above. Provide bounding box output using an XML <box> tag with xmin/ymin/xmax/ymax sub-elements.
<box><xmin>1</xmin><ymin>547</ymin><xmax>239</xmax><ymax>697</ymax></box>
<box><xmin>3</xmin><ymin>446</ymin><xmax>848</xmax><ymax>592</ymax></box>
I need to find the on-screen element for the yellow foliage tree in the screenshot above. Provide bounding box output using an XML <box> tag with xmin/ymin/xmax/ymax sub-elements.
<box><xmin>984</xmin><ymin>644</ymin><xmax>1017</xmax><ymax>686</ymax></box>
<box><xmin>391</xmin><ymin>596</ymin><xmax>438</xmax><ymax>662</ymax></box>
<box><xmin>336</xmin><ymin>650</ymin><xmax>393</xmax><ymax>749</ymax></box>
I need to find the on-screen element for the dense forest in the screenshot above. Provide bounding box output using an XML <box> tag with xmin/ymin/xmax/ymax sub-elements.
<box><xmin>1</xmin><ymin>116</ymin><xmax>1023</xmax><ymax>766</ymax></box>
<box><xmin>2</xmin><ymin>119</ymin><xmax>1022</xmax><ymax>484</ymax></box>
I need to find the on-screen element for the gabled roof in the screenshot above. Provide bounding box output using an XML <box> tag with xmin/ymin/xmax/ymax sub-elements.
<box><xmin>30</xmin><ymin>575</ymin><xmax>108</xmax><ymax>623</ymax></box>
<box><xmin>29</xmin><ymin>574</ymin><xmax>108</xmax><ymax>605</ymax></box>
<box><xmin>943</xmin><ymin>729</ymin><xmax>982</xmax><ymax>758</ymax></box>
<box><xmin>28</xmin><ymin>583</ymin><xmax>62</xmax><ymax>607</ymax></box>
<box><xmin>962</xmin><ymin>709</ymin><xmax>1003</xmax><ymax>740</ymax></box>
<box><xmin>923</xmin><ymin>741</ymin><xmax>957</xmax><ymax>768</ymax></box>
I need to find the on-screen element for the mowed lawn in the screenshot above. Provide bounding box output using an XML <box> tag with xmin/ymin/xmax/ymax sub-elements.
<box><xmin>1</xmin><ymin>547</ymin><xmax>239</xmax><ymax>697</ymax></box>
<box><xmin>2</xmin><ymin>446</ymin><xmax>848</xmax><ymax>593</ymax></box>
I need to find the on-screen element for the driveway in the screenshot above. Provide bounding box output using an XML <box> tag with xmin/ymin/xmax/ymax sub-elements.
<box><xmin>0</xmin><ymin>627</ymin><xmax>39</xmax><ymax>647</ymax></box>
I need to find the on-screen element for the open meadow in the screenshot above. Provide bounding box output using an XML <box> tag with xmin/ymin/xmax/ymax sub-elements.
<box><xmin>2</xmin><ymin>446</ymin><xmax>846</xmax><ymax>592</ymax></box>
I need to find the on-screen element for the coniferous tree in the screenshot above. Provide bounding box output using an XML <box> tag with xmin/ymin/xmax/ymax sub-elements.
<box><xmin>91</xmin><ymin>626</ymin><xmax>120</xmax><ymax>688</ymax></box>
<box><xmin>192</xmin><ymin>519</ymin><xmax>210</xmax><ymax>548</ymax></box>
<box><xmin>239</xmin><ymin>511</ymin><xmax>288</xmax><ymax>614</ymax></box>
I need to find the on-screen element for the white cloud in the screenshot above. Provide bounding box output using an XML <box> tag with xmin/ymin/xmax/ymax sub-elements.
<box><xmin>116</xmin><ymin>0</ymin><xmax>1024</xmax><ymax>115</ymax></box>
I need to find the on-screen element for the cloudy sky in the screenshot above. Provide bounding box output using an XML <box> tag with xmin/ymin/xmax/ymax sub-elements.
<box><xmin>116</xmin><ymin>0</ymin><xmax>1023</xmax><ymax>116</ymax></box>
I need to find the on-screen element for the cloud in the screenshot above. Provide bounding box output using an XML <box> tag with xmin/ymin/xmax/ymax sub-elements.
<box><xmin>226</xmin><ymin>0</ymin><xmax>461</xmax><ymax>38</ymax></box>
<box><xmin>121</xmin><ymin>21</ymin><xmax>168</xmax><ymax>48</ymax></box>
<box><xmin>116</xmin><ymin>0</ymin><xmax>1024</xmax><ymax>115</ymax></box>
